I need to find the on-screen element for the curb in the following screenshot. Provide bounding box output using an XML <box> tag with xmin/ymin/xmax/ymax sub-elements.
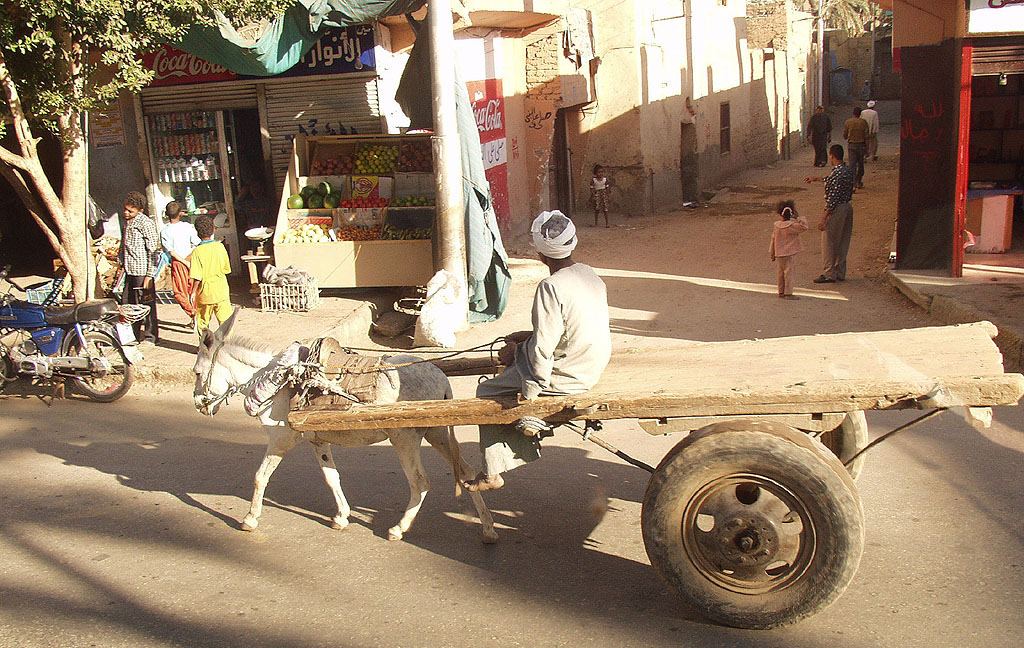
<box><xmin>133</xmin><ymin>301</ymin><xmax>377</xmax><ymax>389</ymax></box>
<box><xmin>888</xmin><ymin>270</ymin><xmax>1024</xmax><ymax>372</ymax></box>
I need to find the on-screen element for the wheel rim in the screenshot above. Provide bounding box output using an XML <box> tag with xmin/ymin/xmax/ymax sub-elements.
<box><xmin>682</xmin><ymin>473</ymin><xmax>816</xmax><ymax>595</ymax></box>
<box><xmin>74</xmin><ymin>336</ymin><xmax>127</xmax><ymax>395</ymax></box>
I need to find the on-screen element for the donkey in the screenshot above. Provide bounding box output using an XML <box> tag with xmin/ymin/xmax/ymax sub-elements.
<box><xmin>192</xmin><ymin>312</ymin><xmax>498</xmax><ymax>543</ymax></box>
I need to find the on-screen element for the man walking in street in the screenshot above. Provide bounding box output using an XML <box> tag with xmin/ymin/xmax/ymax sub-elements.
<box><xmin>464</xmin><ymin>210</ymin><xmax>612</xmax><ymax>492</ymax></box>
<box><xmin>807</xmin><ymin>105</ymin><xmax>832</xmax><ymax>167</ymax></box>
<box><xmin>843</xmin><ymin>107</ymin><xmax>869</xmax><ymax>189</ymax></box>
<box><xmin>861</xmin><ymin>100</ymin><xmax>880</xmax><ymax>161</ymax></box>
<box><xmin>805</xmin><ymin>144</ymin><xmax>856</xmax><ymax>284</ymax></box>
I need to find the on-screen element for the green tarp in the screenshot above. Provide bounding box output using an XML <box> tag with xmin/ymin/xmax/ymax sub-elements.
<box><xmin>172</xmin><ymin>1</ymin><xmax>511</xmax><ymax>321</ymax></box>
<box><xmin>176</xmin><ymin>0</ymin><xmax>425</xmax><ymax>77</ymax></box>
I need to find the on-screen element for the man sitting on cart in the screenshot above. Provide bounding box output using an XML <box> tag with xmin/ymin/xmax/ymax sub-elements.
<box><xmin>464</xmin><ymin>211</ymin><xmax>612</xmax><ymax>492</ymax></box>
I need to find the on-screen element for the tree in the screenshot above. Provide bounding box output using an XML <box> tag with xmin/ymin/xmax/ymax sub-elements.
<box><xmin>814</xmin><ymin>0</ymin><xmax>890</xmax><ymax>35</ymax></box>
<box><xmin>0</xmin><ymin>1</ymin><xmax>287</xmax><ymax>300</ymax></box>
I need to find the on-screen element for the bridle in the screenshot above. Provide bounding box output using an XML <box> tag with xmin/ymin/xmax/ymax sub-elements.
<box><xmin>195</xmin><ymin>337</ymin><xmax>258</xmax><ymax>416</ymax></box>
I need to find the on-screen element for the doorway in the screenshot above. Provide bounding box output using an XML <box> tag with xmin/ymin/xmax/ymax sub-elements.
<box><xmin>551</xmin><ymin>108</ymin><xmax>573</xmax><ymax>216</ymax></box>
<box><xmin>680</xmin><ymin>122</ymin><xmax>699</xmax><ymax>202</ymax></box>
<box><xmin>225</xmin><ymin>109</ymin><xmax>272</xmax><ymax>250</ymax></box>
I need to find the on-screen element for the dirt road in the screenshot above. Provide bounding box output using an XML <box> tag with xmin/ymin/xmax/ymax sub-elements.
<box><xmin>2</xmin><ymin>128</ymin><xmax>1023</xmax><ymax>647</ymax></box>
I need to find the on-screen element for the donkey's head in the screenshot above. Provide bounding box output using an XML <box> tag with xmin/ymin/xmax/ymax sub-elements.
<box><xmin>193</xmin><ymin>310</ymin><xmax>239</xmax><ymax>416</ymax></box>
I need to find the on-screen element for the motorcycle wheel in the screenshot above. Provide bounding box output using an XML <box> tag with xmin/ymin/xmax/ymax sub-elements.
<box><xmin>67</xmin><ymin>329</ymin><xmax>134</xmax><ymax>402</ymax></box>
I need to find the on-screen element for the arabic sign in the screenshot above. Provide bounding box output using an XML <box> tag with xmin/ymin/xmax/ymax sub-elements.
<box><xmin>468</xmin><ymin>79</ymin><xmax>510</xmax><ymax>228</ymax></box>
<box><xmin>969</xmin><ymin>0</ymin><xmax>1024</xmax><ymax>34</ymax></box>
<box><xmin>90</xmin><ymin>106</ymin><xmax>127</xmax><ymax>149</ymax></box>
<box><xmin>142</xmin><ymin>26</ymin><xmax>376</xmax><ymax>87</ymax></box>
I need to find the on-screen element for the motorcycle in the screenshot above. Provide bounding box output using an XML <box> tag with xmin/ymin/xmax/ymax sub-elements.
<box><xmin>0</xmin><ymin>264</ymin><xmax>137</xmax><ymax>402</ymax></box>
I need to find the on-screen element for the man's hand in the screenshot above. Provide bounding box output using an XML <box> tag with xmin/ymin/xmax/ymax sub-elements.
<box><xmin>818</xmin><ymin>210</ymin><xmax>829</xmax><ymax>231</ymax></box>
<box><xmin>497</xmin><ymin>341</ymin><xmax>517</xmax><ymax>366</ymax></box>
<box><xmin>804</xmin><ymin>176</ymin><xmax>821</xmax><ymax>184</ymax></box>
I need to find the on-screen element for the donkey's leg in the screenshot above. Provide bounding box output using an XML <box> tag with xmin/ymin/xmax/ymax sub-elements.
<box><xmin>387</xmin><ymin>429</ymin><xmax>431</xmax><ymax>541</ymax></box>
<box><xmin>309</xmin><ymin>440</ymin><xmax>351</xmax><ymax>530</ymax></box>
<box><xmin>424</xmin><ymin>426</ymin><xmax>499</xmax><ymax>544</ymax></box>
<box><xmin>242</xmin><ymin>427</ymin><xmax>300</xmax><ymax>531</ymax></box>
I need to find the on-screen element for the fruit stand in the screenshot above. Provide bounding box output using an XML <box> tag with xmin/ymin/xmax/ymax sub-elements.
<box><xmin>272</xmin><ymin>134</ymin><xmax>436</xmax><ymax>288</ymax></box>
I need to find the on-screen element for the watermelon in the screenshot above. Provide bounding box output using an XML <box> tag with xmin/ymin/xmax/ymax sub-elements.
<box><xmin>306</xmin><ymin>194</ymin><xmax>324</xmax><ymax>209</ymax></box>
<box><xmin>318</xmin><ymin>180</ymin><xmax>332</xmax><ymax>196</ymax></box>
<box><xmin>323</xmin><ymin>193</ymin><xmax>341</xmax><ymax>208</ymax></box>
<box><xmin>287</xmin><ymin>194</ymin><xmax>305</xmax><ymax>209</ymax></box>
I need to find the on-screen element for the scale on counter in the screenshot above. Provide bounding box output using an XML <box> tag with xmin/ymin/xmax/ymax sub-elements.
<box><xmin>244</xmin><ymin>226</ymin><xmax>275</xmax><ymax>256</ymax></box>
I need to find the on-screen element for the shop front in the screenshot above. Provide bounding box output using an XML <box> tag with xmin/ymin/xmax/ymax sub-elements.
<box><xmin>894</xmin><ymin>0</ymin><xmax>1024</xmax><ymax>276</ymax></box>
<box><xmin>134</xmin><ymin>25</ymin><xmax>385</xmax><ymax>273</ymax></box>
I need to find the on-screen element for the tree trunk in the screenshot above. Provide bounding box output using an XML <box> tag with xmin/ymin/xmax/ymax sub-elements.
<box><xmin>58</xmin><ymin>111</ymin><xmax>89</xmax><ymax>302</ymax></box>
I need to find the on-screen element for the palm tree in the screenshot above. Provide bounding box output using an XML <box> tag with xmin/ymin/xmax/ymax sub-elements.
<box><xmin>815</xmin><ymin>0</ymin><xmax>889</xmax><ymax>35</ymax></box>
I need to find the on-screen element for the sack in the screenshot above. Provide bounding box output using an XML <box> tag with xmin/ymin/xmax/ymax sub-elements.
<box><xmin>413</xmin><ymin>269</ymin><xmax>467</xmax><ymax>348</ymax></box>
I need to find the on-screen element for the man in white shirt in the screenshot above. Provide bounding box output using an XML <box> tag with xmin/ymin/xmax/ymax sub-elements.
<box><xmin>862</xmin><ymin>100</ymin><xmax>881</xmax><ymax>161</ymax></box>
<box><xmin>160</xmin><ymin>201</ymin><xmax>201</xmax><ymax>320</ymax></box>
<box><xmin>465</xmin><ymin>211</ymin><xmax>612</xmax><ymax>492</ymax></box>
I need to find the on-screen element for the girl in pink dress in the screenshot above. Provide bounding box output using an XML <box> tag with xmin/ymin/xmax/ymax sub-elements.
<box><xmin>769</xmin><ymin>200</ymin><xmax>809</xmax><ymax>300</ymax></box>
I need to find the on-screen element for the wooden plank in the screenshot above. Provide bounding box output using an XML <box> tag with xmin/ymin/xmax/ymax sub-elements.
<box><xmin>287</xmin><ymin>373</ymin><xmax>1024</xmax><ymax>432</ymax></box>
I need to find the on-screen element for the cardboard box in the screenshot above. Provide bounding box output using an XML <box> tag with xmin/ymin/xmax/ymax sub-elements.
<box><xmin>351</xmin><ymin>175</ymin><xmax>394</xmax><ymax>200</ymax></box>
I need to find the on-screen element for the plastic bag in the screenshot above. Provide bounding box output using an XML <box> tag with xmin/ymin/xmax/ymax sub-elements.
<box><xmin>413</xmin><ymin>269</ymin><xmax>467</xmax><ymax>348</ymax></box>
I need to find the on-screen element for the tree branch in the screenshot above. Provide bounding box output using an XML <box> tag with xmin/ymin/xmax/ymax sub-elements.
<box><xmin>0</xmin><ymin>163</ymin><xmax>67</xmax><ymax>259</ymax></box>
<box><xmin>0</xmin><ymin>49</ymin><xmax>42</xmax><ymax>162</ymax></box>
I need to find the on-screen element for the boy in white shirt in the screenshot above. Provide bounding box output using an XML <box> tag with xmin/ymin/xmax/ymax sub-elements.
<box><xmin>160</xmin><ymin>201</ymin><xmax>200</xmax><ymax>320</ymax></box>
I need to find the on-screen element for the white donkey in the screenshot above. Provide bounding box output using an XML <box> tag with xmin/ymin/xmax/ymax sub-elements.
<box><xmin>192</xmin><ymin>312</ymin><xmax>498</xmax><ymax>543</ymax></box>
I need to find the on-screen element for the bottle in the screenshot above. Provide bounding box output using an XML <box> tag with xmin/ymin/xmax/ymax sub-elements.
<box><xmin>185</xmin><ymin>186</ymin><xmax>197</xmax><ymax>213</ymax></box>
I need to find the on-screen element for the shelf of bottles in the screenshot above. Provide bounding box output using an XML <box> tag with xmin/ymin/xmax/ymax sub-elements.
<box><xmin>148</xmin><ymin>111</ymin><xmax>222</xmax><ymax>184</ymax></box>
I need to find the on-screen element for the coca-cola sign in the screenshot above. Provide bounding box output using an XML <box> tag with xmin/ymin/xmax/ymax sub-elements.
<box><xmin>474</xmin><ymin>99</ymin><xmax>504</xmax><ymax>133</ymax></box>
<box><xmin>141</xmin><ymin>26</ymin><xmax>377</xmax><ymax>87</ymax></box>
<box><xmin>148</xmin><ymin>48</ymin><xmax>236</xmax><ymax>84</ymax></box>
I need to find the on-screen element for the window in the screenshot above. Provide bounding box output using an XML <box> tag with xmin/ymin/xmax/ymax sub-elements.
<box><xmin>720</xmin><ymin>102</ymin><xmax>731</xmax><ymax>154</ymax></box>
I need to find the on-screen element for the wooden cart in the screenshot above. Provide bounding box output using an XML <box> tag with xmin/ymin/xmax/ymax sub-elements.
<box><xmin>287</xmin><ymin>322</ymin><xmax>1024</xmax><ymax>629</ymax></box>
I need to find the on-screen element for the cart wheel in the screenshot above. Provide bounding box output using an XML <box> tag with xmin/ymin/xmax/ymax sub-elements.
<box><xmin>642</xmin><ymin>421</ymin><xmax>864</xmax><ymax>629</ymax></box>
<box><xmin>819</xmin><ymin>411</ymin><xmax>869</xmax><ymax>480</ymax></box>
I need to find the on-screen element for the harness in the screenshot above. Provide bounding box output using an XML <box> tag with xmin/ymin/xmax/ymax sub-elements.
<box><xmin>195</xmin><ymin>336</ymin><xmax>506</xmax><ymax>417</ymax></box>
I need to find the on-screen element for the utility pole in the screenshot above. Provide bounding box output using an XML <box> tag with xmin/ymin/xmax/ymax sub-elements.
<box><xmin>428</xmin><ymin>0</ymin><xmax>468</xmax><ymax>320</ymax></box>
<box><xmin>817</xmin><ymin>0</ymin><xmax>826</xmax><ymax>107</ymax></box>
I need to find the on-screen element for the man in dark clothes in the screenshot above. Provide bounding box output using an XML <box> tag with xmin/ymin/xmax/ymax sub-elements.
<box><xmin>843</xmin><ymin>106</ymin><xmax>870</xmax><ymax>189</ymax></box>
<box><xmin>807</xmin><ymin>106</ymin><xmax>832</xmax><ymax>167</ymax></box>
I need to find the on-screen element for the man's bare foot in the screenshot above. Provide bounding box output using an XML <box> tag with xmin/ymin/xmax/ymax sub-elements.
<box><xmin>463</xmin><ymin>473</ymin><xmax>504</xmax><ymax>492</ymax></box>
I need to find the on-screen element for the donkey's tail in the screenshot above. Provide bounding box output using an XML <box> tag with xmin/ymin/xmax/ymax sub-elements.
<box><xmin>444</xmin><ymin>383</ymin><xmax>465</xmax><ymax>497</ymax></box>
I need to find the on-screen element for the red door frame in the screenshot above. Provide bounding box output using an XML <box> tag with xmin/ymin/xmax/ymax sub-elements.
<box><xmin>953</xmin><ymin>42</ymin><xmax>973</xmax><ymax>278</ymax></box>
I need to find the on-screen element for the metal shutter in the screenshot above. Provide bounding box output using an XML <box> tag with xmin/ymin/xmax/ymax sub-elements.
<box><xmin>972</xmin><ymin>42</ymin><xmax>1024</xmax><ymax>75</ymax></box>
<box><xmin>264</xmin><ymin>75</ymin><xmax>383</xmax><ymax>190</ymax></box>
<box><xmin>140</xmin><ymin>82</ymin><xmax>259</xmax><ymax>112</ymax></box>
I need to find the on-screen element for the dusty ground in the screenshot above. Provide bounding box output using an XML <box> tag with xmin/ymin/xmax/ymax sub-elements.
<box><xmin>3</xmin><ymin>125</ymin><xmax>1023</xmax><ymax>647</ymax></box>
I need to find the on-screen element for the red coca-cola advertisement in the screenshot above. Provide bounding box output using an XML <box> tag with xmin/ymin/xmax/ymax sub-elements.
<box><xmin>467</xmin><ymin>78</ymin><xmax>510</xmax><ymax>229</ymax></box>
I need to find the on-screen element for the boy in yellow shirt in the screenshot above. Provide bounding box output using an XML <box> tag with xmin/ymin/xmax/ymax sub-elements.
<box><xmin>189</xmin><ymin>215</ymin><xmax>234</xmax><ymax>334</ymax></box>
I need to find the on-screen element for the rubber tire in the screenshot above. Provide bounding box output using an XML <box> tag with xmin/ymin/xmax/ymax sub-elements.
<box><xmin>67</xmin><ymin>329</ymin><xmax>134</xmax><ymax>402</ymax></box>
<box><xmin>642</xmin><ymin>420</ymin><xmax>864</xmax><ymax>629</ymax></box>
<box><xmin>819</xmin><ymin>411</ymin><xmax>869</xmax><ymax>480</ymax></box>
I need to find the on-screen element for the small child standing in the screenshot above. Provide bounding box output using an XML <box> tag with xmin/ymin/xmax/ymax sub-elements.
<box><xmin>769</xmin><ymin>200</ymin><xmax>809</xmax><ymax>300</ymax></box>
<box><xmin>591</xmin><ymin>164</ymin><xmax>610</xmax><ymax>227</ymax></box>
<box><xmin>189</xmin><ymin>214</ymin><xmax>234</xmax><ymax>335</ymax></box>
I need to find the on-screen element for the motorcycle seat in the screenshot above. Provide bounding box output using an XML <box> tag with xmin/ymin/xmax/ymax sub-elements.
<box><xmin>45</xmin><ymin>299</ymin><xmax>119</xmax><ymax>325</ymax></box>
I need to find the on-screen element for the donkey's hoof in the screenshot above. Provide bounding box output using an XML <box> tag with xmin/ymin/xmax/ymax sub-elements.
<box><xmin>331</xmin><ymin>517</ymin><xmax>349</xmax><ymax>531</ymax></box>
<box><xmin>240</xmin><ymin>518</ymin><xmax>258</xmax><ymax>532</ymax></box>
<box><xmin>387</xmin><ymin>526</ymin><xmax>404</xmax><ymax>541</ymax></box>
<box><xmin>481</xmin><ymin>530</ymin><xmax>499</xmax><ymax>544</ymax></box>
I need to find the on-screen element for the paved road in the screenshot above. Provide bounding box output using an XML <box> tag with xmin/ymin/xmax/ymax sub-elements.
<box><xmin>1</xmin><ymin>386</ymin><xmax>1022</xmax><ymax>648</ymax></box>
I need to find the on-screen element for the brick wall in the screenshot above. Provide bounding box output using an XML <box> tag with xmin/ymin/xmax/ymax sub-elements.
<box><xmin>525</xmin><ymin>34</ymin><xmax>562</xmax><ymax>102</ymax></box>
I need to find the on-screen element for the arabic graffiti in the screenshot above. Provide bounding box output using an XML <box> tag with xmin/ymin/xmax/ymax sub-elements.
<box><xmin>510</xmin><ymin>137</ymin><xmax>520</xmax><ymax>161</ymax></box>
<box><xmin>989</xmin><ymin>0</ymin><xmax>1024</xmax><ymax>8</ymax></box>
<box><xmin>525</xmin><ymin>107</ymin><xmax>553</xmax><ymax>130</ymax></box>
<box><xmin>281</xmin><ymin>120</ymin><xmax>355</xmax><ymax>153</ymax></box>
<box><xmin>901</xmin><ymin>100</ymin><xmax>946</xmax><ymax>160</ymax></box>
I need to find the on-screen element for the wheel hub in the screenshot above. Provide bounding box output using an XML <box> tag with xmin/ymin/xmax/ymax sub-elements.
<box><xmin>716</xmin><ymin>515</ymin><xmax>780</xmax><ymax>568</ymax></box>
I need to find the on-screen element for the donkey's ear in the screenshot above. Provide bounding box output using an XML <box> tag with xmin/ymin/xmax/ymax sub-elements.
<box><xmin>217</xmin><ymin>309</ymin><xmax>239</xmax><ymax>339</ymax></box>
<box><xmin>200</xmin><ymin>327</ymin><xmax>216</xmax><ymax>348</ymax></box>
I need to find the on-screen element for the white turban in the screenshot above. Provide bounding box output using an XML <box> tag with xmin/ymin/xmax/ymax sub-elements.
<box><xmin>867</xmin><ymin>100</ymin><xmax>876</xmax><ymax>108</ymax></box>
<box><xmin>531</xmin><ymin>210</ymin><xmax>577</xmax><ymax>259</ymax></box>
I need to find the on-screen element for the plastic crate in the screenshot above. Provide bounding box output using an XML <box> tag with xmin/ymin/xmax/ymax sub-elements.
<box><xmin>25</xmin><ymin>277</ymin><xmax>68</xmax><ymax>306</ymax></box>
<box><xmin>259</xmin><ymin>279</ymin><xmax>320</xmax><ymax>312</ymax></box>
<box><xmin>156</xmin><ymin>289</ymin><xmax>176</xmax><ymax>304</ymax></box>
